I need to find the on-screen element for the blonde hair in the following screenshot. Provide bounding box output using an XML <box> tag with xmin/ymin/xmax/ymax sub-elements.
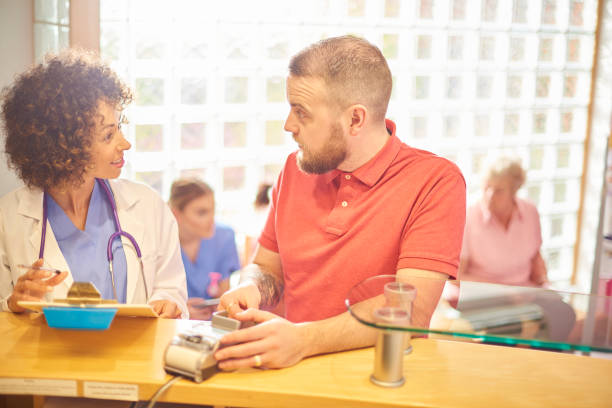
<box><xmin>484</xmin><ymin>157</ymin><xmax>526</xmax><ymax>192</ymax></box>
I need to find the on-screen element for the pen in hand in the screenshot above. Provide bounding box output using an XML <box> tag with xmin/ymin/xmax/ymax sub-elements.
<box><xmin>17</xmin><ymin>264</ymin><xmax>62</xmax><ymax>275</ymax></box>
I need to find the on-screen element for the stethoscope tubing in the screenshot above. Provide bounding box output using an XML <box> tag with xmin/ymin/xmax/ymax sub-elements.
<box><xmin>39</xmin><ymin>178</ymin><xmax>149</xmax><ymax>302</ymax></box>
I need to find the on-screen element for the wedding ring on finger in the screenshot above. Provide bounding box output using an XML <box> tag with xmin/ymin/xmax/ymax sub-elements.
<box><xmin>254</xmin><ymin>354</ymin><xmax>262</xmax><ymax>368</ymax></box>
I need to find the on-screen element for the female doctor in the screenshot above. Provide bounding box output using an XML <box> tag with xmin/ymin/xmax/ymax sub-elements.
<box><xmin>0</xmin><ymin>50</ymin><xmax>188</xmax><ymax>318</ymax></box>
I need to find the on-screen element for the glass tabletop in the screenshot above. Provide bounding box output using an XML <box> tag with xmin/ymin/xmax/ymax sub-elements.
<box><xmin>345</xmin><ymin>275</ymin><xmax>612</xmax><ymax>353</ymax></box>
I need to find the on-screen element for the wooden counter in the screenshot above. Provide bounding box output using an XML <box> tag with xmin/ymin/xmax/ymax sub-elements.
<box><xmin>1</xmin><ymin>312</ymin><xmax>611</xmax><ymax>407</ymax></box>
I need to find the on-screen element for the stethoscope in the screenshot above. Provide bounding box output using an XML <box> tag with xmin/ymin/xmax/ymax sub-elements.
<box><xmin>40</xmin><ymin>178</ymin><xmax>149</xmax><ymax>302</ymax></box>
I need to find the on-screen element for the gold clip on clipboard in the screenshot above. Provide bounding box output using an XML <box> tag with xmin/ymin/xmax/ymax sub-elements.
<box><xmin>54</xmin><ymin>282</ymin><xmax>118</xmax><ymax>304</ymax></box>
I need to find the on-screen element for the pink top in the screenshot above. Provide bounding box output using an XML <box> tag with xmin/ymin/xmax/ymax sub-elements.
<box><xmin>460</xmin><ymin>198</ymin><xmax>542</xmax><ymax>286</ymax></box>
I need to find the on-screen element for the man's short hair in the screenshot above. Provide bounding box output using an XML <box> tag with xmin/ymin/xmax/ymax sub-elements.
<box><xmin>289</xmin><ymin>35</ymin><xmax>392</xmax><ymax>122</ymax></box>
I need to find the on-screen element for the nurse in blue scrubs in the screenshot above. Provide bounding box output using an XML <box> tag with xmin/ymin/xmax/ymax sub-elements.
<box><xmin>169</xmin><ymin>178</ymin><xmax>241</xmax><ymax>320</ymax></box>
<box><xmin>0</xmin><ymin>50</ymin><xmax>188</xmax><ymax>318</ymax></box>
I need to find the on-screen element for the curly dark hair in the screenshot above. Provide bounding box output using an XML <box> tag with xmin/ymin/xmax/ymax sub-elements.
<box><xmin>1</xmin><ymin>49</ymin><xmax>133</xmax><ymax>191</ymax></box>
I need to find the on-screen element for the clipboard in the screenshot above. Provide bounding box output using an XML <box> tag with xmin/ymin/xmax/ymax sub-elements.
<box><xmin>17</xmin><ymin>282</ymin><xmax>159</xmax><ymax>329</ymax></box>
<box><xmin>17</xmin><ymin>301</ymin><xmax>158</xmax><ymax>317</ymax></box>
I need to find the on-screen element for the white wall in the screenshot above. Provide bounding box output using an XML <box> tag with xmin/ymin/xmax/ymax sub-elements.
<box><xmin>0</xmin><ymin>0</ymin><xmax>32</xmax><ymax>196</ymax></box>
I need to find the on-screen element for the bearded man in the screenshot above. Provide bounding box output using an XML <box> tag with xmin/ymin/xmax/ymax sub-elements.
<box><xmin>214</xmin><ymin>35</ymin><xmax>466</xmax><ymax>370</ymax></box>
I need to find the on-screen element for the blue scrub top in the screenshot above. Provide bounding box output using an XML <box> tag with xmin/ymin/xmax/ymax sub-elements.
<box><xmin>47</xmin><ymin>180</ymin><xmax>128</xmax><ymax>302</ymax></box>
<box><xmin>181</xmin><ymin>223</ymin><xmax>241</xmax><ymax>299</ymax></box>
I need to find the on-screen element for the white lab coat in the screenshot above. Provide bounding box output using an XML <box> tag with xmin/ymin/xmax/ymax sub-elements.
<box><xmin>0</xmin><ymin>179</ymin><xmax>188</xmax><ymax>317</ymax></box>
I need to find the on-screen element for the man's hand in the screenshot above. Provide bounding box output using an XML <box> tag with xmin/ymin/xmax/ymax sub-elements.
<box><xmin>213</xmin><ymin>308</ymin><xmax>308</xmax><ymax>370</ymax></box>
<box><xmin>150</xmin><ymin>299</ymin><xmax>182</xmax><ymax>318</ymax></box>
<box><xmin>8</xmin><ymin>259</ymin><xmax>68</xmax><ymax>313</ymax></box>
<box><xmin>217</xmin><ymin>282</ymin><xmax>262</xmax><ymax>316</ymax></box>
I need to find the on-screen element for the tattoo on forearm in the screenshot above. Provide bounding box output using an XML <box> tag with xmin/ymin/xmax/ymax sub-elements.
<box><xmin>255</xmin><ymin>272</ymin><xmax>283</xmax><ymax>308</ymax></box>
<box><xmin>241</xmin><ymin>265</ymin><xmax>284</xmax><ymax>308</ymax></box>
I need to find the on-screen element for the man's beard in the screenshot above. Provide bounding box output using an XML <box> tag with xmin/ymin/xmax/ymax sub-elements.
<box><xmin>296</xmin><ymin>122</ymin><xmax>347</xmax><ymax>174</ymax></box>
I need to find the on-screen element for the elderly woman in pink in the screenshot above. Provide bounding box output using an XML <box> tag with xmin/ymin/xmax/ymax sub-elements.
<box><xmin>459</xmin><ymin>157</ymin><xmax>548</xmax><ymax>287</ymax></box>
<box><xmin>457</xmin><ymin>158</ymin><xmax>577</xmax><ymax>343</ymax></box>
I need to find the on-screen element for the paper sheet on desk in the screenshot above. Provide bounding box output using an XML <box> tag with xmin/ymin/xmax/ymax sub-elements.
<box><xmin>17</xmin><ymin>301</ymin><xmax>158</xmax><ymax>317</ymax></box>
<box><xmin>455</xmin><ymin>281</ymin><xmax>541</xmax><ymax>311</ymax></box>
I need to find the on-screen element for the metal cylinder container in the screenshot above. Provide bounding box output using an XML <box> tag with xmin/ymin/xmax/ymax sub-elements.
<box><xmin>370</xmin><ymin>307</ymin><xmax>410</xmax><ymax>387</ymax></box>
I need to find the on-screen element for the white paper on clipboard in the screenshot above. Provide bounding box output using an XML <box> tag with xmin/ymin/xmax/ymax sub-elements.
<box><xmin>17</xmin><ymin>301</ymin><xmax>158</xmax><ymax>317</ymax></box>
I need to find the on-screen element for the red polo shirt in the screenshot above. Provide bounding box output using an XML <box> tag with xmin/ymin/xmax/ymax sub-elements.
<box><xmin>259</xmin><ymin>120</ymin><xmax>466</xmax><ymax>323</ymax></box>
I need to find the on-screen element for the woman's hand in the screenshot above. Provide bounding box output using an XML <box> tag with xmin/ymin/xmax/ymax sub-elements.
<box><xmin>150</xmin><ymin>299</ymin><xmax>182</xmax><ymax>318</ymax></box>
<box><xmin>187</xmin><ymin>297</ymin><xmax>217</xmax><ymax>320</ymax></box>
<box><xmin>8</xmin><ymin>259</ymin><xmax>68</xmax><ymax>313</ymax></box>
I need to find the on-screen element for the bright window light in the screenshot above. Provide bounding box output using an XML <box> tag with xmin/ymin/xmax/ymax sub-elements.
<box><xmin>100</xmin><ymin>0</ymin><xmax>598</xmax><ymax>284</ymax></box>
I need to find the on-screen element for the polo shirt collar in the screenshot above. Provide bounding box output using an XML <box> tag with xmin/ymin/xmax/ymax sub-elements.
<box><xmin>322</xmin><ymin>119</ymin><xmax>400</xmax><ymax>187</ymax></box>
<box><xmin>480</xmin><ymin>198</ymin><xmax>524</xmax><ymax>224</ymax></box>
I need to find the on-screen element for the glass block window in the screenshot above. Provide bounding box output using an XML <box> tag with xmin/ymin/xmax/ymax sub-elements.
<box><xmin>101</xmin><ymin>0</ymin><xmax>598</xmax><ymax>284</ymax></box>
<box><xmin>475</xmin><ymin>115</ymin><xmax>490</xmax><ymax>137</ymax></box>
<box><xmin>504</xmin><ymin>113</ymin><xmax>519</xmax><ymax>136</ymax></box>
<box><xmin>34</xmin><ymin>0</ymin><xmax>70</xmax><ymax>62</ymax></box>
<box><xmin>181</xmin><ymin>78</ymin><xmax>206</xmax><ymax>105</ymax></box>
<box><xmin>533</xmin><ymin>112</ymin><xmax>547</xmax><ymax>134</ymax></box>
<box><xmin>446</xmin><ymin>76</ymin><xmax>462</xmax><ymax>99</ymax></box>
<box><xmin>509</xmin><ymin>37</ymin><xmax>525</xmax><ymax>62</ymax></box>
<box><xmin>383</xmin><ymin>34</ymin><xmax>399</xmax><ymax>59</ymax></box>
<box><xmin>538</xmin><ymin>38</ymin><xmax>554</xmax><ymax>62</ymax></box>
<box><xmin>266</xmin><ymin>77</ymin><xmax>285</xmax><ymax>103</ymax></box>
<box><xmin>420</xmin><ymin>0</ymin><xmax>434</xmax><ymax>19</ymax></box>
<box><xmin>384</xmin><ymin>0</ymin><xmax>400</xmax><ymax>18</ymax></box>
<box><xmin>135</xmin><ymin>79</ymin><xmax>164</xmax><ymax>106</ymax></box>
<box><xmin>479</xmin><ymin>36</ymin><xmax>496</xmax><ymax>60</ymax></box>
<box><xmin>527</xmin><ymin>185</ymin><xmax>541</xmax><ymax>206</ymax></box>
<box><xmin>561</xmin><ymin>111</ymin><xmax>574</xmax><ymax>133</ymax></box>
<box><xmin>564</xmin><ymin>75</ymin><xmax>577</xmax><ymax>98</ymax></box>
<box><xmin>512</xmin><ymin>0</ymin><xmax>528</xmax><ymax>24</ymax></box>
<box><xmin>481</xmin><ymin>0</ymin><xmax>497</xmax><ymax>22</ymax></box>
<box><xmin>444</xmin><ymin>116</ymin><xmax>460</xmax><ymax>138</ymax></box>
<box><xmin>265</xmin><ymin>121</ymin><xmax>286</xmax><ymax>146</ymax></box>
<box><xmin>570</xmin><ymin>0</ymin><xmax>585</xmax><ymax>26</ymax></box>
<box><xmin>551</xmin><ymin>216</ymin><xmax>564</xmax><ymax>238</ymax></box>
<box><xmin>223</xmin><ymin>166</ymin><xmax>246</xmax><ymax>191</ymax></box>
<box><xmin>567</xmin><ymin>38</ymin><xmax>581</xmax><ymax>62</ymax></box>
<box><xmin>536</xmin><ymin>76</ymin><xmax>550</xmax><ymax>98</ymax></box>
<box><xmin>180</xmin><ymin>168</ymin><xmax>206</xmax><ymax>180</ymax></box>
<box><xmin>225</xmin><ymin>77</ymin><xmax>248</xmax><ymax>104</ymax></box>
<box><xmin>348</xmin><ymin>0</ymin><xmax>365</xmax><ymax>17</ymax></box>
<box><xmin>135</xmin><ymin>124</ymin><xmax>163</xmax><ymax>152</ymax></box>
<box><xmin>415</xmin><ymin>76</ymin><xmax>430</xmax><ymax>99</ymax></box>
<box><xmin>448</xmin><ymin>35</ymin><xmax>464</xmax><ymax>60</ymax></box>
<box><xmin>417</xmin><ymin>35</ymin><xmax>432</xmax><ymax>59</ymax></box>
<box><xmin>181</xmin><ymin>123</ymin><xmax>206</xmax><ymax>150</ymax></box>
<box><xmin>507</xmin><ymin>75</ymin><xmax>522</xmax><ymax>98</ymax></box>
<box><xmin>224</xmin><ymin>122</ymin><xmax>247</xmax><ymax>148</ymax></box>
<box><xmin>413</xmin><ymin>117</ymin><xmax>428</xmax><ymax>139</ymax></box>
<box><xmin>554</xmin><ymin>182</ymin><xmax>567</xmax><ymax>204</ymax></box>
<box><xmin>557</xmin><ymin>145</ymin><xmax>570</xmax><ymax>168</ymax></box>
<box><xmin>477</xmin><ymin>75</ymin><xmax>493</xmax><ymax>99</ymax></box>
<box><xmin>541</xmin><ymin>0</ymin><xmax>557</xmax><ymax>25</ymax></box>
<box><xmin>529</xmin><ymin>146</ymin><xmax>544</xmax><ymax>170</ymax></box>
